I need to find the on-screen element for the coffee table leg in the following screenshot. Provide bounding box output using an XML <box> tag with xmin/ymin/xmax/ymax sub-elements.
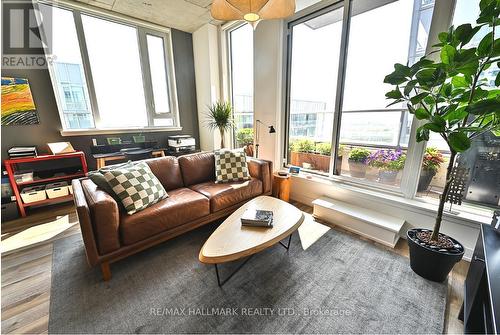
<box><xmin>214</xmin><ymin>255</ymin><xmax>254</xmax><ymax>287</ymax></box>
<box><xmin>213</xmin><ymin>234</ymin><xmax>293</xmax><ymax>287</ymax></box>
<box><xmin>279</xmin><ymin>233</ymin><xmax>293</xmax><ymax>251</ymax></box>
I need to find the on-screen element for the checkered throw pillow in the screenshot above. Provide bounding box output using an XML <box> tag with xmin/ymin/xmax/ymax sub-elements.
<box><xmin>102</xmin><ymin>162</ymin><xmax>167</xmax><ymax>215</ymax></box>
<box><xmin>215</xmin><ymin>149</ymin><xmax>251</xmax><ymax>183</ymax></box>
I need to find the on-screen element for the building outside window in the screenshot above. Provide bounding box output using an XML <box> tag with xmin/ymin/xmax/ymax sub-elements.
<box><xmin>54</xmin><ymin>63</ymin><xmax>93</xmax><ymax>129</ymax></box>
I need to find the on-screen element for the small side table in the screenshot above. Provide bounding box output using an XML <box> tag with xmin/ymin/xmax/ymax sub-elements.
<box><xmin>272</xmin><ymin>173</ymin><xmax>291</xmax><ymax>202</ymax></box>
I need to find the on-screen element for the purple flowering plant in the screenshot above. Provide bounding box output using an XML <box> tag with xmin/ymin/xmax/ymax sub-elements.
<box><xmin>367</xmin><ymin>149</ymin><xmax>406</xmax><ymax>171</ymax></box>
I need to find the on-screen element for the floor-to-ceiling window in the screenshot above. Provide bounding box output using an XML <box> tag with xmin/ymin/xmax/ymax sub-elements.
<box><xmin>287</xmin><ymin>5</ymin><xmax>344</xmax><ymax>174</ymax></box>
<box><xmin>337</xmin><ymin>0</ymin><xmax>422</xmax><ymax>188</ymax></box>
<box><xmin>228</xmin><ymin>24</ymin><xmax>254</xmax><ymax>148</ymax></box>
<box><xmin>284</xmin><ymin>0</ymin><xmax>499</xmax><ymax>210</ymax></box>
<box><xmin>286</xmin><ymin>0</ymin><xmax>434</xmax><ymax>189</ymax></box>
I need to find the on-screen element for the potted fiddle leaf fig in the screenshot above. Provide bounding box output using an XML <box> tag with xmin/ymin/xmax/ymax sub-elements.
<box><xmin>206</xmin><ymin>101</ymin><xmax>234</xmax><ymax>149</ymax></box>
<box><xmin>348</xmin><ymin>148</ymin><xmax>371</xmax><ymax>178</ymax></box>
<box><xmin>384</xmin><ymin>0</ymin><xmax>500</xmax><ymax>282</ymax></box>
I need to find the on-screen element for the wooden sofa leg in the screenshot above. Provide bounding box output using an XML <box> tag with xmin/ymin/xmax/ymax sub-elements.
<box><xmin>101</xmin><ymin>262</ymin><xmax>111</xmax><ymax>281</ymax></box>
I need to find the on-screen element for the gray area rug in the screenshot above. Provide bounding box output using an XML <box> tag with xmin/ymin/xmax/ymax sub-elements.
<box><xmin>49</xmin><ymin>222</ymin><xmax>447</xmax><ymax>334</ymax></box>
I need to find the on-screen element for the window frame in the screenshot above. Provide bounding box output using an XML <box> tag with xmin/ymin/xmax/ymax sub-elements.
<box><xmin>282</xmin><ymin>0</ymin><xmax>497</xmax><ymax>215</ymax></box>
<box><xmin>282</xmin><ymin>0</ymin><xmax>432</xmax><ymax>197</ymax></box>
<box><xmin>35</xmin><ymin>0</ymin><xmax>181</xmax><ymax>135</ymax></box>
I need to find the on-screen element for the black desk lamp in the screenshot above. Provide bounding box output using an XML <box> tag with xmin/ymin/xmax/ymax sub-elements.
<box><xmin>255</xmin><ymin>119</ymin><xmax>276</xmax><ymax>158</ymax></box>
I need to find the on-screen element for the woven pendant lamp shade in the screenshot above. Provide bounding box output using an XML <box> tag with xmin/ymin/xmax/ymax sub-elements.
<box><xmin>211</xmin><ymin>0</ymin><xmax>295</xmax><ymax>28</ymax></box>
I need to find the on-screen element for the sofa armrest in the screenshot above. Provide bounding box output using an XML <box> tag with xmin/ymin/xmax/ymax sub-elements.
<box><xmin>74</xmin><ymin>178</ymin><xmax>121</xmax><ymax>258</ymax></box>
<box><xmin>247</xmin><ymin>158</ymin><xmax>273</xmax><ymax>194</ymax></box>
<box><xmin>72</xmin><ymin>179</ymin><xmax>100</xmax><ymax>266</ymax></box>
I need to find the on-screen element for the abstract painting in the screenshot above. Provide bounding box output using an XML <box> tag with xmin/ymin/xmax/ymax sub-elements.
<box><xmin>1</xmin><ymin>77</ymin><xmax>40</xmax><ymax>125</ymax></box>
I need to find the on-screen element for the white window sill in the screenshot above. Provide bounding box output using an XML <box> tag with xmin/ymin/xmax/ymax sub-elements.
<box><xmin>60</xmin><ymin>126</ymin><xmax>183</xmax><ymax>136</ymax></box>
<box><xmin>287</xmin><ymin>170</ymin><xmax>493</xmax><ymax>227</ymax></box>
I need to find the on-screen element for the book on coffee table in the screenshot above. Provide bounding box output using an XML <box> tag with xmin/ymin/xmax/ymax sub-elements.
<box><xmin>241</xmin><ymin>209</ymin><xmax>273</xmax><ymax>228</ymax></box>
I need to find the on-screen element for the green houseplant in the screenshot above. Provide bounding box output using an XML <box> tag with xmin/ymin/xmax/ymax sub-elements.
<box><xmin>236</xmin><ymin>128</ymin><xmax>254</xmax><ymax>147</ymax></box>
<box><xmin>289</xmin><ymin>140</ymin><xmax>344</xmax><ymax>173</ymax></box>
<box><xmin>384</xmin><ymin>0</ymin><xmax>500</xmax><ymax>281</ymax></box>
<box><xmin>348</xmin><ymin>148</ymin><xmax>371</xmax><ymax>178</ymax></box>
<box><xmin>417</xmin><ymin>147</ymin><xmax>445</xmax><ymax>192</ymax></box>
<box><xmin>206</xmin><ymin>101</ymin><xmax>234</xmax><ymax>149</ymax></box>
<box><xmin>236</xmin><ymin>128</ymin><xmax>254</xmax><ymax>156</ymax></box>
<box><xmin>367</xmin><ymin>149</ymin><xmax>407</xmax><ymax>184</ymax></box>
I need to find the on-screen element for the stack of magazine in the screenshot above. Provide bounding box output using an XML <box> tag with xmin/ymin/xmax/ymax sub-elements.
<box><xmin>241</xmin><ymin>209</ymin><xmax>273</xmax><ymax>228</ymax></box>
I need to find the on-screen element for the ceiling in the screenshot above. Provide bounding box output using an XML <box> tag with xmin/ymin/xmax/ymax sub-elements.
<box><xmin>74</xmin><ymin>0</ymin><xmax>321</xmax><ymax>33</ymax></box>
<box><xmin>74</xmin><ymin>0</ymin><xmax>221</xmax><ymax>33</ymax></box>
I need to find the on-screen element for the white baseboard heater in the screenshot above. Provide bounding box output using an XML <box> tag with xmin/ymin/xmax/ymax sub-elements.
<box><xmin>312</xmin><ymin>196</ymin><xmax>405</xmax><ymax>248</ymax></box>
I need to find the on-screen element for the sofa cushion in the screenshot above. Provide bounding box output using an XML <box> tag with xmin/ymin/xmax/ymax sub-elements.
<box><xmin>189</xmin><ymin>178</ymin><xmax>262</xmax><ymax>212</ymax></box>
<box><xmin>144</xmin><ymin>156</ymin><xmax>184</xmax><ymax>191</ymax></box>
<box><xmin>214</xmin><ymin>149</ymin><xmax>251</xmax><ymax>183</ymax></box>
<box><xmin>120</xmin><ymin>188</ymin><xmax>210</xmax><ymax>245</ymax></box>
<box><xmin>103</xmin><ymin>162</ymin><xmax>168</xmax><ymax>215</ymax></box>
<box><xmin>178</xmin><ymin>152</ymin><xmax>215</xmax><ymax>186</ymax></box>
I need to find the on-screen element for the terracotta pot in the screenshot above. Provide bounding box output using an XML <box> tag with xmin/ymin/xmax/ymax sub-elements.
<box><xmin>243</xmin><ymin>144</ymin><xmax>254</xmax><ymax>157</ymax></box>
<box><xmin>348</xmin><ymin>160</ymin><xmax>367</xmax><ymax>178</ymax></box>
<box><xmin>290</xmin><ymin>152</ymin><xmax>330</xmax><ymax>173</ymax></box>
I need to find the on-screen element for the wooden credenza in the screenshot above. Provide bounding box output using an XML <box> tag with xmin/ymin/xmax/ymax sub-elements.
<box><xmin>460</xmin><ymin>224</ymin><xmax>500</xmax><ymax>334</ymax></box>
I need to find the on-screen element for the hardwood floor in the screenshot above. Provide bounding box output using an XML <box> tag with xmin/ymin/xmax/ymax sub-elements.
<box><xmin>1</xmin><ymin>201</ymin><xmax>467</xmax><ymax>334</ymax></box>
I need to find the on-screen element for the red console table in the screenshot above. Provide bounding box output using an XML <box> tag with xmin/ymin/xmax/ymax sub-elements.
<box><xmin>4</xmin><ymin>151</ymin><xmax>88</xmax><ymax>217</ymax></box>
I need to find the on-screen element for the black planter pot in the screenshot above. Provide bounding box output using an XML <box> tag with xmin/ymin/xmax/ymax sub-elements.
<box><xmin>407</xmin><ymin>228</ymin><xmax>464</xmax><ymax>282</ymax></box>
<box><xmin>417</xmin><ymin>169</ymin><xmax>436</xmax><ymax>192</ymax></box>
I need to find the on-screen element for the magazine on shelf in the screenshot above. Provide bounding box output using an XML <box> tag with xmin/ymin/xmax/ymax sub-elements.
<box><xmin>241</xmin><ymin>209</ymin><xmax>273</xmax><ymax>228</ymax></box>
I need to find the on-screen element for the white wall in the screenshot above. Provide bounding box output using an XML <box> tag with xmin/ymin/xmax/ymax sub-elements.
<box><xmin>253</xmin><ymin>20</ymin><xmax>284</xmax><ymax>165</ymax></box>
<box><xmin>192</xmin><ymin>23</ymin><xmax>221</xmax><ymax>151</ymax></box>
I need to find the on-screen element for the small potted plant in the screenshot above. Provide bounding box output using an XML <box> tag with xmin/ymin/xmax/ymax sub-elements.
<box><xmin>367</xmin><ymin>149</ymin><xmax>406</xmax><ymax>184</ymax></box>
<box><xmin>236</xmin><ymin>128</ymin><xmax>254</xmax><ymax>156</ymax></box>
<box><xmin>206</xmin><ymin>101</ymin><xmax>234</xmax><ymax>149</ymax></box>
<box><xmin>418</xmin><ymin>147</ymin><xmax>445</xmax><ymax>192</ymax></box>
<box><xmin>348</xmin><ymin>148</ymin><xmax>371</xmax><ymax>178</ymax></box>
<box><xmin>384</xmin><ymin>0</ymin><xmax>499</xmax><ymax>282</ymax></box>
<box><xmin>289</xmin><ymin>139</ymin><xmax>316</xmax><ymax>168</ymax></box>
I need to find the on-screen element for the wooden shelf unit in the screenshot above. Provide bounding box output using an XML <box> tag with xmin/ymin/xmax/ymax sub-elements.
<box><xmin>4</xmin><ymin>152</ymin><xmax>88</xmax><ymax>217</ymax></box>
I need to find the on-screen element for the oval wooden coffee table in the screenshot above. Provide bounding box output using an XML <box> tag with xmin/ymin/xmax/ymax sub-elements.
<box><xmin>199</xmin><ymin>196</ymin><xmax>304</xmax><ymax>286</ymax></box>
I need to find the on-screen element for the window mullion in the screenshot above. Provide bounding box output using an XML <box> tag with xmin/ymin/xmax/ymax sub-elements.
<box><xmin>401</xmin><ymin>117</ymin><xmax>426</xmax><ymax>198</ymax></box>
<box><xmin>137</xmin><ymin>28</ymin><xmax>155</xmax><ymax>127</ymax></box>
<box><xmin>328</xmin><ymin>0</ymin><xmax>352</xmax><ymax>178</ymax></box>
<box><xmin>73</xmin><ymin>10</ymin><xmax>101</xmax><ymax>128</ymax></box>
<box><xmin>164</xmin><ymin>32</ymin><xmax>180</xmax><ymax>127</ymax></box>
<box><xmin>401</xmin><ymin>0</ymin><xmax>457</xmax><ymax>199</ymax></box>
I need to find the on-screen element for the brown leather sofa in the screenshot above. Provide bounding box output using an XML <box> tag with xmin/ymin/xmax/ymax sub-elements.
<box><xmin>72</xmin><ymin>151</ymin><xmax>272</xmax><ymax>280</ymax></box>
